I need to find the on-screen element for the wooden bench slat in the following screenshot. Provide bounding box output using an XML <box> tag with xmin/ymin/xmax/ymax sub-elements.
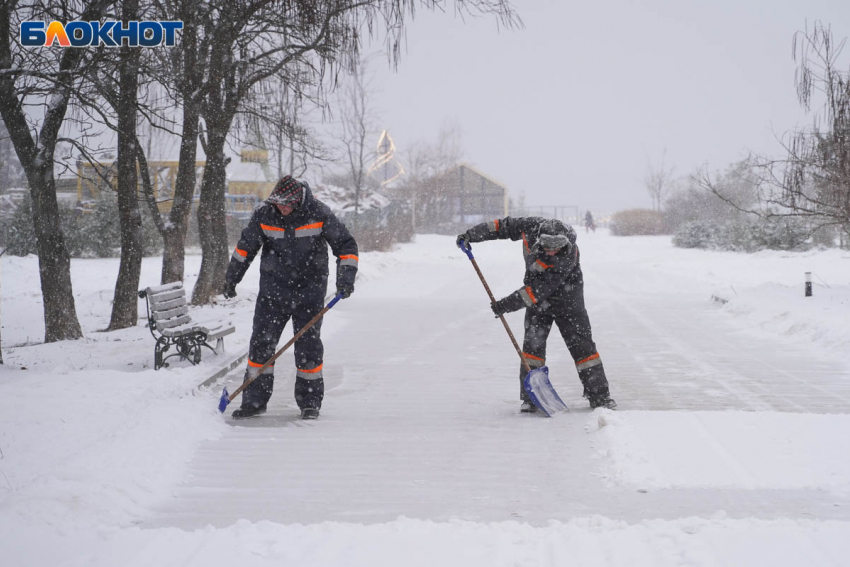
<box><xmin>151</xmin><ymin>297</ymin><xmax>187</xmax><ymax>311</ymax></box>
<box><xmin>152</xmin><ymin>305</ymin><xmax>189</xmax><ymax>322</ymax></box>
<box><xmin>196</xmin><ymin>323</ymin><xmax>235</xmax><ymax>340</ymax></box>
<box><xmin>149</xmin><ymin>288</ymin><xmax>185</xmax><ymax>305</ymax></box>
<box><xmin>206</xmin><ymin>326</ymin><xmax>235</xmax><ymax>340</ymax></box>
<box><xmin>161</xmin><ymin>323</ymin><xmax>200</xmax><ymax>338</ymax></box>
<box><xmin>145</xmin><ymin>281</ymin><xmax>184</xmax><ymax>295</ymax></box>
<box><xmin>155</xmin><ymin>314</ymin><xmax>193</xmax><ymax>330</ymax></box>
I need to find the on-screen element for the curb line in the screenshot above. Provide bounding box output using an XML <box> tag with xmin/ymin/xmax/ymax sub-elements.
<box><xmin>197</xmin><ymin>350</ymin><xmax>248</xmax><ymax>390</ymax></box>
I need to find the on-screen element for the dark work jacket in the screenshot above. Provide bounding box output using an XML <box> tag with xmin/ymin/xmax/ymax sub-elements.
<box><xmin>225</xmin><ymin>185</ymin><xmax>358</xmax><ymax>303</ymax></box>
<box><xmin>466</xmin><ymin>216</ymin><xmax>579</xmax><ymax>312</ymax></box>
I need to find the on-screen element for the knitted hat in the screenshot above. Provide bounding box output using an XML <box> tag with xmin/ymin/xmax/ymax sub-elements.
<box><xmin>267</xmin><ymin>175</ymin><xmax>303</xmax><ymax>208</ymax></box>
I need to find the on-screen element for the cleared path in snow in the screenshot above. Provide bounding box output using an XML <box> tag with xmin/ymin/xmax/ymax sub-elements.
<box><xmin>148</xmin><ymin>234</ymin><xmax>850</xmax><ymax>529</ymax></box>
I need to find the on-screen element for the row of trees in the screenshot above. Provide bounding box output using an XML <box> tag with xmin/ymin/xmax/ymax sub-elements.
<box><xmin>0</xmin><ymin>0</ymin><xmax>519</xmax><ymax>348</ymax></box>
<box><xmin>640</xmin><ymin>23</ymin><xmax>849</xmax><ymax>250</ymax></box>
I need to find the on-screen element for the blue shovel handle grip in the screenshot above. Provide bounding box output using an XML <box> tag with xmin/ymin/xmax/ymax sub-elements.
<box><xmin>458</xmin><ymin>239</ymin><xmax>474</xmax><ymax>260</ymax></box>
<box><xmin>327</xmin><ymin>293</ymin><xmax>344</xmax><ymax>309</ymax></box>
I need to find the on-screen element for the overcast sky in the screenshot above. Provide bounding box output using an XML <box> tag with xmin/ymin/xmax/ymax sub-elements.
<box><xmin>367</xmin><ymin>0</ymin><xmax>849</xmax><ymax>213</ymax></box>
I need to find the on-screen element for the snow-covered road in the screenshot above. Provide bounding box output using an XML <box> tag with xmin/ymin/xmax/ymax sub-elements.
<box><xmin>3</xmin><ymin>231</ymin><xmax>850</xmax><ymax>566</ymax></box>
<box><xmin>148</xmin><ymin>234</ymin><xmax>850</xmax><ymax>529</ymax></box>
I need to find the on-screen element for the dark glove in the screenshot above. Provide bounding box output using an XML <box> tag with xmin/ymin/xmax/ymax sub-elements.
<box><xmin>222</xmin><ymin>282</ymin><xmax>237</xmax><ymax>299</ymax></box>
<box><xmin>491</xmin><ymin>297</ymin><xmax>511</xmax><ymax>318</ymax></box>
<box><xmin>456</xmin><ymin>232</ymin><xmax>472</xmax><ymax>249</ymax></box>
<box><xmin>337</xmin><ymin>283</ymin><xmax>354</xmax><ymax>299</ymax></box>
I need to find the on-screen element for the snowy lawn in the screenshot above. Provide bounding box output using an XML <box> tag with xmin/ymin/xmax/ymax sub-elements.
<box><xmin>1</xmin><ymin>231</ymin><xmax>849</xmax><ymax>566</ymax></box>
<box><xmin>592</xmin><ymin>410</ymin><xmax>850</xmax><ymax>491</ymax></box>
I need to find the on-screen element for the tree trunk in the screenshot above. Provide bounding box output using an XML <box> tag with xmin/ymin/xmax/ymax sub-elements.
<box><xmin>0</xmin><ymin>2</ymin><xmax>94</xmax><ymax>342</ymax></box>
<box><xmin>0</xmin><ymin>118</ymin><xmax>83</xmax><ymax>342</ymax></box>
<box><xmin>30</xmin><ymin>160</ymin><xmax>84</xmax><ymax>342</ymax></box>
<box><xmin>107</xmin><ymin>0</ymin><xmax>143</xmax><ymax>331</ymax></box>
<box><xmin>192</xmin><ymin>133</ymin><xmax>230</xmax><ymax>305</ymax></box>
<box><xmin>160</xmin><ymin>4</ymin><xmax>203</xmax><ymax>286</ymax></box>
<box><xmin>160</xmin><ymin>98</ymin><xmax>201</xmax><ymax>284</ymax></box>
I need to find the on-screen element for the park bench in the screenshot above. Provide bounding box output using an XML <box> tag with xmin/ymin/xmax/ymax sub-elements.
<box><xmin>138</xmin><ymin>281</ymin><xmax>235</xmax><ymax>370</ymax></box>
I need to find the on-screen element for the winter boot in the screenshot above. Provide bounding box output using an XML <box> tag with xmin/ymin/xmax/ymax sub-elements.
<box><xmin>295</xmin><ymin>377</ymin><xmax>324</xmax><ymax>411</ymax></box>
<box><xmin>588</xmin><ymin>393</ymin><xmax>617</xmax><ymax>410</ymax></box>
<box><xmin>231</xmin><ymin>403</ymin><xmax>267</xmax><ymax>419</ymax></box>
<box><xmin>301</xmin><ymin>407</ymin><xmax>320</xmax><ymax>420</ymax></box>
<box><xmin>520</xmin><ymin>401</ymin><xmax>539</xmax><ymax>413</ymax></box>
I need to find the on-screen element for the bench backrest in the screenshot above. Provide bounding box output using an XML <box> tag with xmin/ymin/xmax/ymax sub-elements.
<box><xmin>143</xmin><ymin>282</ymin><xmax>192</xmax><ymax>333</ymax></box>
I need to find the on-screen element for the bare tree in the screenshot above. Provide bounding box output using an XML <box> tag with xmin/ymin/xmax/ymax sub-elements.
<box><xmin>60</xmin><ymin>1</ymin><xmax>179</xmax><ymax>330</ymax></box>
<box><xmin>0</xmin><ymin>0</ymin><xmax>115</xmax><ymax>342</ymax></box>
<box><xmin>402</xmin><ymin>123</ymin><xmax>464</xmax><ymax>230</ymax></box>
<box><xmin>261</xmin><ymin>74</ymin><xmax>321</xmax><ymax>180</ymax></box>
<box><xmin>189</xmin><ymin>0</ymin><xmax>332</xmax><ymax>305</ymax></box>
<box><xmin>153</xmin><ymin>0</ymin><xmax>209</xmax><ymax>285</ymax></box>
<box><xmin>106</xmin><ymin>0</ymin><xmax>143</xmax><ymax>330</ymax></box>
<box><xmin>698</xmin><ymin>23</ymin><xmax>850</xmax><ymax>246</ymax></box>
<box><xmin>337</xmin><ymin>55</ymin><xmax>379</xmax><ymax>232</ymax></box>
<box><xmin>644</xmin><ymin>149</ymin><xmax>674</xmax><ymax>212</ymax></box>
<box><xmin>776</xmin><ymin>23</ymin><xmax>849</xmax><ymax>239</ymax></box>
<box><xmin>188</xmin><ymin>0</ymin><xmax>520</xmax><ymax>304</ymax></box>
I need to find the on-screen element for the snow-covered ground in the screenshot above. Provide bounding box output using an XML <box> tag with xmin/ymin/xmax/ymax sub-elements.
<box><xmin>1</xmin><ymin>230</ymin><xmax>849</xmax><ymax>566</ymax></box>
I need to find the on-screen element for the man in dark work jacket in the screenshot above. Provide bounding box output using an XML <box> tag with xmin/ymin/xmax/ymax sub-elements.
<box><xmin>224</xmin><ymin>175</ymin><xmax>358</xmax><ymax>420</ymax></box>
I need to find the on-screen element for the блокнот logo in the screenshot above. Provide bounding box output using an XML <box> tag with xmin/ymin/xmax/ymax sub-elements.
<box><xmin>20</xmin><ymin>21</ymin><xmax>183</xmax><ymax>47</ymax></box>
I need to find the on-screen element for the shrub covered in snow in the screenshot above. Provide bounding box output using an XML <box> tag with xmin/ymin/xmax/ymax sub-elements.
<box><xmin>672</xmin><ymin>217</ymin><xmax>811</xmax><ymax>252</ymax></box>
<box><xmin>312</xmin><ymin>182</ymin><xmax>413</xmax><ymax>252</ymax></box>
<box><xmin>2</xmin><ymin>190</ymin><xmax>37</xmax><ymax>255</ymax></box>
<box><xmin>2</xmin><ymin>192</ymin><xmax>163</xmax><ymax>258</ymax></box>
<box><xmin>609</xmin><ymin>209</ymin><xmax>667</xmax><ymax>236</ymax></box>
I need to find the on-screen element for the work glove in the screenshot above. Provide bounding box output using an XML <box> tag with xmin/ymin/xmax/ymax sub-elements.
<box><xmin>456</xmin><ymin>232</ymin><xmax>472</xmax><ymax>249</ymax></box>
<box><xmin>337</xmin><ymin>283</ymin><xmax>354</xmax><ymax>299</ymax></box>
<box><xmin>222</xmin><ymin>282</ymin><xmax>237</xmax><ymax>299</ymax></box>
<box><xmin>491</xmin><ymin>297</ymin><xmax>511</xmax><ymax>318</ymax></box>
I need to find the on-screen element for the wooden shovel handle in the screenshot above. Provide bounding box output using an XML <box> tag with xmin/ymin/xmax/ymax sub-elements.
<box><xmin>466</xmin><ymin>255</ymin><xmax>533</xmax><ymax>374</ymax></box>
<box><xmin>227</xmin><ymin>296</ymin><xmax>340</xmax><ymax>403</ymax></box>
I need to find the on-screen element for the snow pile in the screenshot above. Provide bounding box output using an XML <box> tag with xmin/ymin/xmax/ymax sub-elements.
<box><xmin>722</xmin><ymin>282</ymin><xmax>850</xmax><ymax>354</ymax></box>
<box><xmin>592</xmin><ymin>410</ymin><xmax>850</xmax><ymax>491</ymax></box>
<box><xmin>579</xmin><ymin>232</ymin><xmax>850</xmax><ymax>363</ymax></box>
<box><xmin>7</xmin><ymin>516</ymin><xmax>850</xmax><ymax>567</ymax></box>
<box><xmin>0</xmin><ymin>369</ymin><xmax>227</xmax><ymax>530</ymax></box>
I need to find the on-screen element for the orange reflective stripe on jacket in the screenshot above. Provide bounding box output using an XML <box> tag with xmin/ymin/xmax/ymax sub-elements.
<box><xmin>296</xmin><ymin>222</ymin><xmax>324</xmax><ymax>231</ymax></box>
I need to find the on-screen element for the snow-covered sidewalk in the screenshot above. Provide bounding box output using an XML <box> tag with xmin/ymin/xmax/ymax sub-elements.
<box><xmin>1</xmin><ymin>231</ymin><xmax>849</xmax><ymax>566</ymax></box>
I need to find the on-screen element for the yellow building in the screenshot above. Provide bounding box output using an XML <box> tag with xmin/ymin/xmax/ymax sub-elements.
<box><xmin>77</xmin><ymin>159</ymin><xmax>205</xmax><ymax>214</ymax></box>
<box><xmin>226</xmin><ymin>148</ymin><xmax>275</xmax><ymax>217</ymax></box>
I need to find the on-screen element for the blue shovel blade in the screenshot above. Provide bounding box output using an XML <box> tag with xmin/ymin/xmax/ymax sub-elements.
<box><xmin>218</xmin><ymin>387</ymin><xmax>230</xmax><ymax>413</ymax></box>
<box><xmin>523</xmin><ymin>366</ymin><xmax>568</xmax><ymax>416</ymax></box>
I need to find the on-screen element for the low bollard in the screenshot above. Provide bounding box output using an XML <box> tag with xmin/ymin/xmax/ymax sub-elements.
<box><xmin>805</xmin><ymin>272</ymin><xmax>812</xmax><ymax>297</ymax></box>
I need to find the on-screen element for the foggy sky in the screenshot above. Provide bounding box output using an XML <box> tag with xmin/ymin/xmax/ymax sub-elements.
<box><xmin>368</xmin><ymin>0</ymin><xmax>850</xmax><ymax>213</ymax></box>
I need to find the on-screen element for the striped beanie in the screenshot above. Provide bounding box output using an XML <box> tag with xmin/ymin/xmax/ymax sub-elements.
<box><xmin>267</xmin><ymin>175</ymin><xmax>303</xmax><ymax>208</ymax></box>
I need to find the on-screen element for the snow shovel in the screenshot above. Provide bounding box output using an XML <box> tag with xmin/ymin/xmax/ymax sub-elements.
<box><xmin>218</xmin><ymin>293</ymin><xmax>344</xmax><ymax>413</ymax></box>
<box><xmin>458</xmin><ymin>240</ymin><xmax>568</xmax><ymax>416</ymax></box>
